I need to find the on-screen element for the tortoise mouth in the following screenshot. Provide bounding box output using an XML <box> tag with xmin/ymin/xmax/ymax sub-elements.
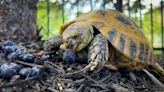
<box><xmin>68</xmin><ymin>41</ymin><xmax>86</xmax><ymax>52</ymax></box>
<box><xmin>73</xmin><ymin>41</ymin><xmax>90</xmax><ymax>52</ymax></box>
<box><xmin>62</xmin><ymin>41</ymin><xmax>80</xmax><ymax>51</ymax></box>
<box><xmin>72</xmin><ymin>43</ymin><xmax>79</xmax><ymax>51</ymax></box>
<box><xmin>60</xmin><ymin>41</ymin><xmax>82</xmax><ymax>52</ymax></box>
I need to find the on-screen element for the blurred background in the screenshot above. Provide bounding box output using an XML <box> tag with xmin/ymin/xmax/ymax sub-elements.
<box><xmin>37</xmin><ymin>0</ymin><xmax>164</xmax><ymax>54</ymax></box>
<box><xmin>0</xmin><ymin>0</ymin><xmax>163</xmax><ymax>55</ymax></box>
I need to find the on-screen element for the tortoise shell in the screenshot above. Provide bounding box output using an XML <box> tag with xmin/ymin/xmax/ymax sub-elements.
<box><xmin>59</xmin><ymin>9</ymin><xmax>154</xmax><ymax>64</ymax></box>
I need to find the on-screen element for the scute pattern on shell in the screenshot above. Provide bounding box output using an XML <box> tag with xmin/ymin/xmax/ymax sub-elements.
<box><xmin>115</xmin><ymin>15</ymin><xmax>131</xmax><ymax>25</ymax></box>
<box><xmin>108</xmin><ymin>28</ymin><xmax>117</xmax><ymax>43</ymax></box>
<box><xmin>118</xmin><ymin>34</ymin><xmax>125</xmax><ymax>52</ymax></box>
<box><xmin>59</xmin><ymin>9</ymin><xmax>154</xmax><ymax>64</ymax></box>
<box><xmin>96</xmin><ymin>10</ymin><xmax>107</xmax><ymax>16</ymax></box>
<box><xmin>129</xmin><ymin>40</ymin><xmax>137</xmax><ymax>59</ymax></box>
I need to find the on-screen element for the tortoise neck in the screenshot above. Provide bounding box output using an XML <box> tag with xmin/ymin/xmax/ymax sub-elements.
<box><xmin>88</xmin><ymin>24</ymin><xmax>94</xmax><ymax>44</ymax></box>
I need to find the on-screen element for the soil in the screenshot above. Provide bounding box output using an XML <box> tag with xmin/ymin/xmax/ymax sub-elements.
<box><xmin>0</xmin><ymin>41</ymin><xmax>163</xmax><ymax>92</ymax></box>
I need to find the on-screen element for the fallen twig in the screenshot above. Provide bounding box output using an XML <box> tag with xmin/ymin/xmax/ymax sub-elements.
<box><xmin>143</xmin><ymin>69</ymin><xmax>164</xmax><ymax>89</ymax></box>
<box><xmin>76</xmin><ymin>84</ymin><xmax>84</xmax><ymax>92</ymax></box>
<box><xmin>15</xmin><ymin>60</ymin><xmax>42</xmax><ymax>68</ymax></box>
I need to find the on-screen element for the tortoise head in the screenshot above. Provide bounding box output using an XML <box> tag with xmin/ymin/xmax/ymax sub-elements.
<box><xmin>60</xmin><ymin>22</ymin><xmax>94</xmax><ymax>52</ymax></box>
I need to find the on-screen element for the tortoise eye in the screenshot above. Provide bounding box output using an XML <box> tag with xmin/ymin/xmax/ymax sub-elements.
<box><xmin>72</xmin><ymin>35</ymin><xmax>78</xmax><ymax>38</ymax></box>
<box><xmin>64</xmin><ymin>39</ymin><xmax>68</xmax><ymax>43</ymax></box>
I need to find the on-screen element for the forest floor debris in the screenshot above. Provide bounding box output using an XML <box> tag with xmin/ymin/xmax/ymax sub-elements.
<box><xmin>0</xmin><ymin>40</ymin><xmax>163</xmax><ymax>92</ymax></box>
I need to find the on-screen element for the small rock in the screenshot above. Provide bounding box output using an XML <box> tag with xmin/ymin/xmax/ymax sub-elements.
<box><xmin>0</xmin><ymin>63</ymin><xmax>21</xmax><ymax>80</ymax></box>
<box><xmin>19</xmin><ymin>68</ymin><xmax>37</xmax><ymax>78</ymax></box>
<box><xmin>63</xmin><ymin>50</ymin><xmax>76</xmax><ymax>63</ymax></box>
<box><xmin>7</xmin><ymin>52</ymin><xmax>18</xmax><ymax>60</ymax></box>
<box><xmin>2</xmin><ymin>40</ymin><xmax>16</xmax><ymax>47</ymax></box>
<box><xmin>22</xmin><ymin>54</ymin><xmax>35</xmax><ymax>63</ymax></box>
<box><xmin>3</xmin><ymin>45</ymin><xmax>18</xmax><ymax>55</ymax></box>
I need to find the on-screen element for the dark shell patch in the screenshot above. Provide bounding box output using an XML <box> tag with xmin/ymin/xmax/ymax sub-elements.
<box><xmin>144</xmin><ymin>47</ymin><xmax>149</xmax><ymax>62</ymax></box>
<box><xmin>138</xmin><ymin>43</ymin><xmax>144</xmax><ymax>62</ymax></box>
<box><xmin>129</xmin><ymin>40</ymin><xmax>136</xmax><ymax>59</ymax></box>
<box><xmin>108</xmin><ymin>28</ymin><xmax>117</xmax><ymax>42</ymax></box>
<box><xmin>129</xmin><ymin>19</ymin><xmax>141</xmax><ymax>29</ymax></box>
<box><xmin>96</xmin><ymin>10</ymin><xmax>106</xmax><ymax>16</ymax></box>
<box><xmin>118</xmin><ymin>35</ymin><xmax>125</xmax><ymax>52</ymax></box>
<box><xmin>116</xmin><ymin>15</ymin><xmax>131</xmax><ymax>25</ymax></box>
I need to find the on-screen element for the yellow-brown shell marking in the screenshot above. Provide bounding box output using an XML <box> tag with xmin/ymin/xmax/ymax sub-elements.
<box><xmin>59</xmin><ymin>9</ymin><xmax>154</xmax><ymax>64</ymax></box>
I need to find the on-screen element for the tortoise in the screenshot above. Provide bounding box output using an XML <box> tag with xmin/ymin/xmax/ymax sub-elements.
<box><xmin>50</xmin><ymin>9</ymin><xmax>164</xmax><ymax>76</ymax></box>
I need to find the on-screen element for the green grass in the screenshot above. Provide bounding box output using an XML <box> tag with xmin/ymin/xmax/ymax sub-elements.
<box><xmin>154</xmin><ymin>50</ymin><xmax>162</xmax><ymax>54</ymax></box>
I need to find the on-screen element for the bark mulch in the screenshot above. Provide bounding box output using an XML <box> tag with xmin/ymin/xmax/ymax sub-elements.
<box><xmin>0</xmin><ymin>41</ymin><xmax>163</xmax><ymax>92</ymax></box>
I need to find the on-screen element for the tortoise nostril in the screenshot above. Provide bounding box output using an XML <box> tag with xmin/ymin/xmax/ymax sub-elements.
<box><xmin>67</xmin><ymin>39</ymin><xmax>76</xmax><ymax>49</ymax></box>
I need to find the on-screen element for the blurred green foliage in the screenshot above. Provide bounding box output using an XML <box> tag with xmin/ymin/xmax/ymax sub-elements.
<box><xmin>37</xmin><ymin>1</ymin><xmax>65</xmax><ymax>40</ymax></box>
<box><xmin>143</xmin><ymin>8</ymin><xmax>162</xmax><ymax>48</ymax></box>
<box><xmin>133</xmin><ymin>8</ymin><xmax>163</xmax><ymax>54</ymax></box>
<box><xmin>134</xmin><ymin>8</ymin><xmax>162</xmax><ymax>47</ymax></box>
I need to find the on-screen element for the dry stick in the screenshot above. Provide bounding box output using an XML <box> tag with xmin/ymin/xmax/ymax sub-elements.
<box><xmin>35</xmin><ymin>82</ymin><xmax>41</xmax><ymax>92</ymax></box>
<box><xmin>47</xmin><ymin>87</ymin><xmax>59</xmax><ymax>92</ymax></box>
<box><xmin>79</xmin><ymin>73</ymin><xmax>108</xmax><ymax>90</ymax></box>
<box><xmin>35</xmin><ymin>50</ymin><xmax>56</xmax><ymax>56</ymax></box>
<box><xmin>57</xmin><ymin>78</ymin><xmax>73</xmax><ymax>83</ymax></box>
<box><xmin>99</xmin><ymin>90</ymin><xmax>112</xmax><ymax>92</ymax></box>
<box><xmin>73</xmin><ymin>78</ymin><xmax>86</xmax><ymax>84</ymax></box>
<box><xmin>44</xmin><ymin>61</ymin><xmax>61</xmax><ymax>70</ymax></box>
<box><xmin>45</xmin><ymin>50</ymin><xmax>56</xmax><ymax>54</ymax></box>
<box><xmin>55</xmin><ymin>78</ymin><xmax>66</xmax><ymax>91</ymax></box>
<box><xmin>79</xmin><ymin>73</ymin><xmax>98</xmax><ymax>84</ymax></box>
<box><xmin>65</xmin><ymin>78</ymin><xmax>86</xmax><ymax>89</ymax></box>
<box><xmin>44</xmin><ymin>61</ymin><xmax>65</xmax><ymax>73</ymax></box>
<box><xmin>15</xmin><ymin>60</ymin><xmax>42</xmax><ymax>68</ymax></box>
<box><xmin>89</xmin><ymin>83</ymin><xmax>109</xmax><ymax>90</ymax></box>
<box><xmin>122</xmin><ymin>78</ymin><xmax>147</xmax><ymax>89</ymax></box>
<box><xmin>98</xmin><ymin>74</ymin><xmax>111</xmax><ymax>83</ymax></box>
<box><xmin>142</xmin><ymin>69</ymin><xmax>164</xmax><ymax>88</ymax></box>
<box><xmin>111</xmin><ymin>83</ymin><xmax>130</xmax><ymax>92</ymax></box>
<box><xmin>52</xmin><ymin>79</ymin><xmax>57</xmax><ymax>89</ymax></box>
<box><xmin>60</xmin><ymin>61</ymin><xmax>94</xmax><ymax>76</ymax></box>
<box><xmin>119</xmin><ymin>81</ymin><xmax>134</xmax><ymax>89</ymax></box>
<box><xmin>61</xmin><ymin>59</ymin><xmax>106</xmax><ymax>77</ymax></box>
<box><xmin>0</xmin><ymin>76</ymin><xmax>37</xmax><ymax>89</ymax></box>
<box><xmin>43</xmin><ymin>62</ymin><xmax>63</xmax><ymax>74</ymax></box>
<box><xmin>76</xmin><ymin>84</ymin><xmax>84</xmax><ymax>92</ymax></box>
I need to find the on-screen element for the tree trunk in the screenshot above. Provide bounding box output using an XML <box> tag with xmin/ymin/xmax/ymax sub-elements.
<box><xmin>0</xmin><ymin>0</ymin><xmax>38</xmax><ymax>42</ymax></box>
<box><xmin>116</xmin><ymin>0</ymin><xmax>123</xmax><ymax>12</ymax></box>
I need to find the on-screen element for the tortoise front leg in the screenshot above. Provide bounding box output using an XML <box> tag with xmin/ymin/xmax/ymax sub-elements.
<box><xmin>35</xmin><ymin>35</ymin><xmax>63</xmax><ymax>56</ymax></box>
<box><xmin>43</xmin><ymin>35</ymin><xmax>63</xmax><ymax>51</ymax></box>
<box><xmin>87</xmin><ymin>34</ymin><xmax>109</xmax><ymax>72</ymax></box>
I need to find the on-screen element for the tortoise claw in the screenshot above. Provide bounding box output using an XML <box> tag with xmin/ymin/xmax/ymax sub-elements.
<box><xmin>90</xmin><ymin>61</ymin><xmax>98</xmax><ymax>71</ymax></box>
<box><xmin>105</xmin><ymin>64</ymin><xmax>118</xmax><ymax>71</ymax></box>
<box><xmin>89</xmin><ymin>59</ymin><xmax>106</xmax><ymax>73</ymax></box>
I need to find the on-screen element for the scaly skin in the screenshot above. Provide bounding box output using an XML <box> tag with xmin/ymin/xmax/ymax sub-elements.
<box><xmin>60</xmin><ymin>22</ymin><xmax>94</xmax><ymax>52</ymax></box>
<box><xmin>87</xmin><ymin>34</ymin><xmax>109</xmax><ymax>72</ymax></box>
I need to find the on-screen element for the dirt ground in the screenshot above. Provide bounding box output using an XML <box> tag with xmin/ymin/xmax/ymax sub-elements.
<box><xmin>0</xmin><ymin>41</ymin><xmax>163</xmax><ymax>92</ymax></box>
